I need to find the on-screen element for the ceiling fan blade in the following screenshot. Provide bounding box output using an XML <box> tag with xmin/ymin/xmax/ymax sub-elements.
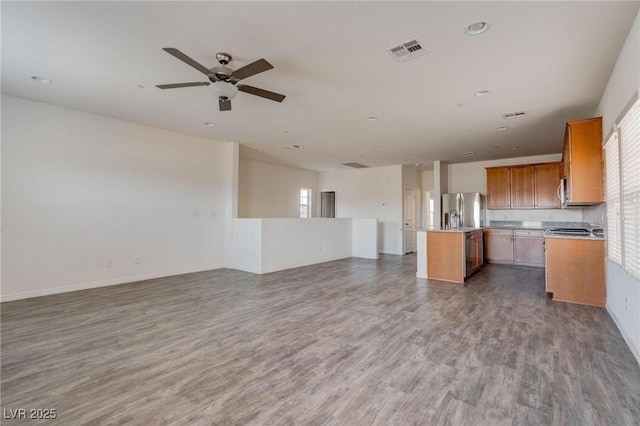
<box><xmin>156</xmin><ymin>82</ymin><xmax>210</xmax><ymax>89</ymax></box>
<box><xmin>238</xmin><ymin>84</ymin><xmax>286</xmax><ymax>102</ymax></box>
<box><xmin>162</xmin><ymin>48</ymin><xmax>212</xmax><ymax>76</ymax></box>
<box><xmin>231</xmin><ymin>58</ymin><xmax>273</xmax><ymax>81</ymax></box>
<box><xmin>219</xmin><ymin>99</ymin><xmax>232</xmax><ymax>111</ymax></box>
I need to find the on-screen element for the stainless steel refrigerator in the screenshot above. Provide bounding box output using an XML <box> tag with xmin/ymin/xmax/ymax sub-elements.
<box><xmin>441</xmin><ymin>193</ymin><xmax>485</xmax><ymax>228</ymax></box>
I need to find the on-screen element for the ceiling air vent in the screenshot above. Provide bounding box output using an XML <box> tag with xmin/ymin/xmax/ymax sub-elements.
<box><xmin>502</xmin><ymin>111</ymin><xmax>527</xmax><ymax>120</ymax></box>
<box><xmin>387</xmin><ymin>38</ymin><xmax>428</xmax><ymax>63</ymax></box>
<box><xmin>341</xmin><ymin>162</ymin><xmax>369</xmax><ymax>169</ymax></box>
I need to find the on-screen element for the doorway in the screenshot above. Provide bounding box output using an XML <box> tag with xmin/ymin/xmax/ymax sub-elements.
<box><xmin>404</xmin><ymin>186</ymin><xmax>417</xmax><ymax>254</ymax></box>
<box><xmin>320</xmin><ymin>191</ymin><xmax>336</xmax><ymax>218</ymax></box>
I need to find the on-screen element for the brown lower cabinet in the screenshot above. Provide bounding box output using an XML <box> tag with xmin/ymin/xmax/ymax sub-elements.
<box><xmin>427</xmin><ymin>232</ymin><xmax>464</xmax><ymax>283</ymax></box>
<box><xmin>484</xmin><ymin>228</ymin><xmax>545</xmax><ymax>268</ymax></box>
<box><xmin>545</xmin><ymin>238</ymin><xmax>605</xmax><ymax>307</ymax></box>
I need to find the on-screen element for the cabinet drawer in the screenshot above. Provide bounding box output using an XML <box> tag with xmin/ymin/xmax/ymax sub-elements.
<box><xmin>514</xmin><ymin>230</ymin><xmax>544</xmax><ymax>238</ymax></box>
<box><xmin>484</xmin><ymin>229</ymin><xmax>513</xmax><ymax>237</ymax></box>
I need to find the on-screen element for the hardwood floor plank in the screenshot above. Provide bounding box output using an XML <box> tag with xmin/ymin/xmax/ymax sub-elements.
<box><xmin>2</xmin><ymin>256</ymin><xmax>640</xmax><ymax>424</ymax></box>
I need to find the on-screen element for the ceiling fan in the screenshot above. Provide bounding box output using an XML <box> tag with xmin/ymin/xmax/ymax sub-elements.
<box><xmin>156</xmin><ymin>48</ymin><xmax>286</xmax><ymax>111</ymax></box>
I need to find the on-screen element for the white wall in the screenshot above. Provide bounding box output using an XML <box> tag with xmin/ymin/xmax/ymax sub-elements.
<box><xmin>231</xmin><ymin>219</ymin><xmax>262</xmax><ymax>274</ymax></box>
<box><xmin>595</xmin><ymin>10</ymin><xmax>640</xmax><ymax>365</ymax></box>
<box><xmin>319</xmin><ymin>165</ymin><xmax>403</xmax><ymax>255</ymax></box>
<box><xmin>1</xmin><ymin>95</ymin><xmax>228</xmax><ymax>301</ymax></box>
<box><xmin>352</xmin><ymin>218</ymin><xmax>379</xmax><ymax>259</ymax></box>
<box><xmin>238</xmin><ymin>158</ymin><xmax>318</xmax><ymax>218</ymax></box>
<box><xmin>261</xmin><ymin>218</ymin><xmax>352</xmax><ymax>273</ymax></box>
<box><xmin>230</xmin><ymin>218</ymin><xmax>377</xmax><ymax>274</ymax></box>
<box><xmin>421</xmin><ymin>170</ymin><xmax>434</xmax><ymax>191</ymax></box>
<box><xmin>448</xmin><ymin>154</ymin><xmax>562</xmax><ymax>194</ymax></box>
<box><xmin>402</xmin><ymin>165</ymin><xmax>421</xmax><ymax>189</ymax></box>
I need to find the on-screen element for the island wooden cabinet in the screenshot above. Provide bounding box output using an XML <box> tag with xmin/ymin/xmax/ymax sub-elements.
<box><xmin>484</xmin><ymin>229</ymin><xmax>545</xmax><ymax>268</ymax></box>
<box><xmin>486</xmin><ymin>162</ymin><xmax>561</xmax><ymax>209</ymax></box>
<box><xmin>427</xmin><ymin>232</ymin><xmax>465</xmax><ymax>283</ymax></box>
<box><xmin>486</xmin><ymin>167</ymin><xmax>511</xmax><ymax>209</ymax></box>
<box><xmin>562</xmin><ymin>117</ymin><xmax>604</xmax><ymax>206</ymax></box>
<box><xmin>545</xmin><ymin>238</ymin><xmax>605</xmax><ymax>307</ymax></box>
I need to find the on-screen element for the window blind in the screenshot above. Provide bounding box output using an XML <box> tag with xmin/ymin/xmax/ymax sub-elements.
<box><xmin>604</xmin><ymin>131</ymin><xmax>621</xmax><ymax>264</ymax></box>
<box><xmin>620</xmin><ymin>98</ymin><xmax>640</xmax><ymax>278</ymax></box>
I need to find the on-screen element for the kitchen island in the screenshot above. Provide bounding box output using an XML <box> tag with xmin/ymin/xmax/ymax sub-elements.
<box><xmin>417</xmin><ymin>228</ymin><xmax>483</xmax><ymax>283</ymax></box>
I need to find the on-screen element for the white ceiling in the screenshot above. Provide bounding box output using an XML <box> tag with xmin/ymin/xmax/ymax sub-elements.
<box><xmin>2</xmin><ymin>1</ymin><xmax>638</xmax><ymax>172</ymax></box>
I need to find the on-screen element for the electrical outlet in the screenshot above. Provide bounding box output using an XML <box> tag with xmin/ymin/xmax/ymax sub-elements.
<box><xmin>625</xmin><ymin>297</ymin><xmax>629</xmax><ymax>311</ymax></box>
<box><xmin>106</xmin><ymin>259</ymin><xmax>112</xmax><ymax>269</ymax></box>
<box><xmin>190</xmin><ymin>209</ymin><xmax>200</xmax><ymax>217</ymax></box>
<box><xmin>134</xmin><ymin>256</ymin><xmax>140</xmax><ymax>265</ymax></box>
<box><xmin>209</xmin><ymin>210</ymin><xmax>217</xmax><ymax>218</ymax></box>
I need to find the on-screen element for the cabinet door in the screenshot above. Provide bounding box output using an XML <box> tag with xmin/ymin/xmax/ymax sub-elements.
<box><xmin>545</xmin><ymin>238</ymin><xmax>605</xmax><ymax>307</ymax></box>
<box><xmin>473</xmin><ymin>236</ymin><xmax>483</xmax><ymax>268</ymax></box>
<box><xmin>510</xmin><ymin>166</ymin><xmax>535</xmax><ymax>209</ymax></box>
<box><xmin>564</xmin><ymin>118</ymin><xmax>604</xmax><ymax>204</ymax></box>
<box><xmin>513</xmin><ymin>236</ymin><xmax>545</xmax><ymax>267</ymax></box>
<box><xmin>427</xmin><ymin>232</ymin><xmax>464</xmax><ymax>283</ymax></box>
<box><xmin>484</xmin><ymin>231</ymin><xmax>513</xmax><ymax>262</ymax></box>
<box><xmin>534</xmin><ymin>163</ymin><xmax>561</xmax><ymax>208</ymax></box>
<box><xmin>486</xmin><ymin>167</ymin><xmax>511</xmax><ymax>209</ymax></box>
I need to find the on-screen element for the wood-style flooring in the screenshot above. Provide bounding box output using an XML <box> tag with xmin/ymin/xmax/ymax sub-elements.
<box><xmin>2</xmin><ymin>255</ymin><xmax>640</xmax><ymax>425</ymax></box>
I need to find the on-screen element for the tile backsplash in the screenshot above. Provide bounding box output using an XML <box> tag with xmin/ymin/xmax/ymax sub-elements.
<box><xmin>486</xmin><ymin>208</ymin><xmax>584</xmax><ymax>223</ymax></box>
<box><xmin>582</xmin><ymin>203</ymin><xmax>606</xmax><ymax>225</ymax></box>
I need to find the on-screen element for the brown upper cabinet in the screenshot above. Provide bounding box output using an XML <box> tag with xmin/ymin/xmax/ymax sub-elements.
<box><xmin>562</xmin><ymin>117</ymin><xmax>604</xmax><ymax>206</ymax></box>
<box><xmin>486</xmin><ymin>162</ymin><xmax>561</xmax><ymax>209</ymax></box>
<box><xmin>510</xmin><ymin>166</ymin><xmax>535</xmax><ymax>209</ymax></box>
<box><xmin>534</xmin><ymin>163</ymin><xmax>562</xmax><ymax>208</ymax></box>
<box><xmin>486</xmin><ymin>167</ymin><xmax>511</xmax><ymax>209</ymax></box>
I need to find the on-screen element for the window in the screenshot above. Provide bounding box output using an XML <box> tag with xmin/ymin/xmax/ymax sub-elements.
<box><xmin>300</xmin><ymin>188</ymin><xmax>311</xmax><ymax>218</ymax></box>
<box><xmin>604</xmin><ymin>130</ymin><xmax>621</xmax><ymax>264</ymax></box>
<box><xmin>620</xmin><ymin>97</ymin><xmax>640</xmax><ymax>278</ymax></box>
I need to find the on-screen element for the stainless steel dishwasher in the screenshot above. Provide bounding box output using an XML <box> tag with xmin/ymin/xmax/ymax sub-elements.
<box><xmin>465</xmin><ymin>230</ymin><xmax>484</xmax><ymax>277</ymax></box>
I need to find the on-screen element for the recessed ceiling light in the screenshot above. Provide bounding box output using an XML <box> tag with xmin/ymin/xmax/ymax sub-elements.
<box><xmin>415</xmin><ymin>163</ymin><xmax>422</xmax><ymax>167</ymax></box>
<box><xmin>366</xmin><ymin>116</ymin><xmax>377</xmax><ymax>122</ymax></box>
<box><xmin>204</xmin><ymin>122</ymin><xmax>216</xmax><ymax>127</ymax></box>
<box><xmin>460</xmin><ymin>151</ymin><xmax>476</xmax><ymax>157</ymax></box>
<box><xmin>509</xmin><ymin>146</ymin><xmax>519</xmax><ymax>150</ymax></box>
<box><xmin>457</xmin><ymin>103</ymin><xmax>465</xmax><ymax>107</ymax></box>
<box><xmin>474</xmin><ymin>90</ymin><xmax>490</xmax><ymax>97</ymax></box>
<box><xmin>136</xmin><ymin>84</ymin><xmax>144</xmax><ymax>89</ymax></box>
<box><xmin>31</xmin><ymin>76</ymin><xmax>51</xmax><ymax>84</ymax></box>
<box><xmin>465</xmin><ymin>21</ymin><xmax>491</xmax><ymax>36</ymax></box>
<box><xmin>494</xmin><ymin>145</ymin><xmax>501</xmax><ymax>149</ymax></box>
<box><xmin>374</xmin><ymin>146</ymin><xmax>382</xmax><ymax>150</ymax></box>
<box><xmin>496</xmin><ymin>126</ymin><xmax>509</xmax><ymax>131</ymax></box>
<box><xmin>284</xmin><ymin>130</ymin><xmax>289</xmax><ymax>134</ymax></box>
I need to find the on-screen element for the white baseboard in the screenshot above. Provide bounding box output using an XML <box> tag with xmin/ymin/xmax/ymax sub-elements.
<box><xmin>607</xmin><ymin>304</ymin><xmax>640</xmax><ymax>367</ymax></box>
<box><xmin>0</xmin><ymin>264</ymin><xmax>222</xmax><ymax>302</ymax></box>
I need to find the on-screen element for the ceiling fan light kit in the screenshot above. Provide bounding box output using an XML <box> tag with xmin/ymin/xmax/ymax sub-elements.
<box><xmin>156</xmin><ymin>48</ymin><xmax>286</xmax><ymax>111</ymax></box>
<box><xmin>211</xmin><ymin>82</ymin><xmax>238</xmax><ymax>100</ymax></box>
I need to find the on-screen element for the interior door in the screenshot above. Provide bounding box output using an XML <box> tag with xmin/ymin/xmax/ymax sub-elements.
<box><xmin>320</xmin><ymin>191</ymin><xmax>335</xmax><ymax>218</ymax></box>
<box><xmin>404</xmin><ymin>187</ymin><xmax>417</xmax><ymax>254</ymax></box>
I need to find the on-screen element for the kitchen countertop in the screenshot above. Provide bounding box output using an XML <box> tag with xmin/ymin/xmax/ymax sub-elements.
<box><xmin>422</xmin><ymin>227</ymin><xmax>483</xmax><ymax>233</ymax></box>
<box><xmin>412</xmin><ymin>221</ymin><xmax>605</xmax><ymax>240</ymax></box>
<box><xmin>487</xmin><ymin>221</ymin><xmax>605</xmax><ymax>241</ymax></box>
<box><xmin>543</xmin><ymin>231</ymin><xmax>605</xmax><ymax>241</ymax></box>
